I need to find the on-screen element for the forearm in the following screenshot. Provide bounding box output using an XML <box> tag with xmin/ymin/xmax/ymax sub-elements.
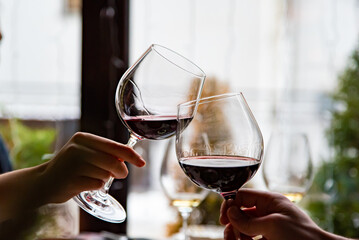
<box><xmin>0</xmin><ymin>163</ymin><xmax>47</xmax><ymax>222</ymax></box>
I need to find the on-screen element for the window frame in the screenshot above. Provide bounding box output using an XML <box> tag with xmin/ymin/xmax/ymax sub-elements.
<box><xmin>80</xmin><ymin>0</ymin><xmax>130</xmax><ymax>233</ymax></box>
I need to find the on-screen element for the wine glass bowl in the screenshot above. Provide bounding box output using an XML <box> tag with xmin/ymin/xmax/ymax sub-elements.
<box><xmin>73</xmin><ymin>44</ymin><xmax>205</xmax><ymax>223</ymax></box>
<box><xmin>116</xmin><ymin>44</ymin><xmax>205</xmax><ymax>141</ymax></box>
<box><xmin>176</xmin><ymin>93</ymin><xmax>264</xmax><ymax>200</ymax></box>
<box><xmin>263</xmin><ymin>131</ymin><xmax>313</xmax><ymax>203</ymax></box>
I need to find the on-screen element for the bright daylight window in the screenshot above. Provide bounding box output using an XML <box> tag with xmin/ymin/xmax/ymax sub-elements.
<box><xmin>127</xmin><ymin>1</ymin><xmax>359</xmax><ymax>239</ymax></box>
<box><xmin>0</xmin><ymin>0</ymin><xmax>81</xmax><ymax>120</ymax></box>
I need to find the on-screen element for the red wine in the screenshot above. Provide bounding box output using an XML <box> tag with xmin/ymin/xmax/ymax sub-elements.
<box><xmin>179</xmin><ymin>156</ymin><xmax>260</xmax><ymax>197</ymax></box>
<box><xmin>124</xmin><ymin>115</ymin><xmax>191</xmax><ymax>140</ymax></box>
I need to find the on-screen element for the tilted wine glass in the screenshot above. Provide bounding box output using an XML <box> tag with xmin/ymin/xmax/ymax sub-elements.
<box><xmin>176</xmin><ymin>93</ymin><xmax>263</xmax><ymax>200</ymax></box>
<box><xmin>73</xmin><ymin>44</ymin><xmax>206</xmax><ymax>223</ymax></box>
<box><xmin>160</xmin><ymin>138</ymin><xmax>209</xmax><ymax>240</ymax></box>
<box><xmin>263</xmin><ymin>131</ymin><xmax>313</xmax><ymax>203</ymax></box>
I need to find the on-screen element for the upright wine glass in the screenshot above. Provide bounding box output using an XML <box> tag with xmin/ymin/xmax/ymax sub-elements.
<box><xmin>263</xmin><ymin>131</ymin><xmax>313</xmax><ymax>203</ymax></box>
<box><xmin>176</xmin><ymin>93</ymin><xmax>263</xmax><ymax>200</ymax></box>
<box><xmin>160</xmin><ymin>138</ymin><xmax>209</xmax><ymax>240</ymax></box>
<box><xmin>73</xmin><ymin>44</ymin><xmax>206</xmax><ymax>223</ymax></box>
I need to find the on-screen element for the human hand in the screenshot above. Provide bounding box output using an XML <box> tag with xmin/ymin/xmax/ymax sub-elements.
<box><xmin>37</xmin><ymin>132</ymin><xmax>145</xmax><ymax>205</ymax></box>
<box><xmin>219</xmin><ymin>189</ymin><xmax>347</xmax><ymax>240</ymax></box>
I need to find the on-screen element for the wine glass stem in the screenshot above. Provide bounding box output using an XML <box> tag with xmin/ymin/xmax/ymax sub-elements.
<box><xmin>222</xmin><ymin>191</ymin><xmax>237</xmax><ymax>200</ymax></box>
<box><xmin>101</xmin><ymin>134</ymin><xmax>139</xmax><ymax>195</ymax></box>
<box><xmin>179</xmin><ymin>208</ymin><xmax>192</xmax><ymax>240</ymax></box>
<box><xmin>127</xmin><ymin>134</ymin><xmax>140</xmax><ymax>147</ymax></box>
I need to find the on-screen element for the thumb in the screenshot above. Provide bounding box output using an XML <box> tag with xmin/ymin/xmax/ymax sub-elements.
<box><xmin>227</xmin><ymin>206</ymin><xmax>267</xmax><ymax>237</ymax></box>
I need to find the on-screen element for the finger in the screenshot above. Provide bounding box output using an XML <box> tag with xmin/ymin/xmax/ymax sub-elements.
<box><xmin>227</xmin><ymin>205</ymin><xmax>269</xmax><ymax>237</ymax></box>
<box><xmin>234</xmin><ymin>189</ymin><xmax>289</xmax><ymax>216</ymax></box>
<box><xmin>72</xmin><ymin>176</ymin><xmax>105</xmax><ymax>194</ymax></box>
<box><xmin>83</xmin><ymin>150</ymin><xmax>129</xmax><ymax>179</ymax></box>
<box><xmin>239</xmin><ymin>233</ymin><xmax>253</xmax><ymax>240</ymax></box>
<box><xmin>78</xmin><ymin>163</ymin><xmax>112</xmax><ymax>182</ymax></box>
<box><xmin>71</xmin><ymin>132</ymin><xmax>146</xmax><ymax>167</ymax></box>
<box><xmin>45</xmin><ymin>176</ymin><xmax>105</xmax><ymax>204</ymax></box>
<box><xmin>226</xmin><ymin>200</ymin><xmax>242</xmax><ymax>240</ymax></box>
<box><xmin>111</xmin><ymin>161</ymin><xmax>129</xmax><ymax>179</ymax></box>
<box><xmin>224</xmin><ymin>224</ymin><xmax>236</xmax><ymax>240</ymax></box>
<box><xmin>220</xmin><ymin>199</ymin><xmax>234</xmax><ymax>225</ymax></box>
<box><xmin>63</xmin><ymin>143</ymin><xmax>128</xmax><ymax>179</ymax></box>
<box><xmin>242</xmin><ymin>206</ymin><xmax>259</xmax><ymax>217</ymax></box>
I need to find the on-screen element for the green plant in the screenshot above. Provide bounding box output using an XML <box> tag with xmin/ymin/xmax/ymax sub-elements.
<box><xmin>0</xmin><ymin>119</ymin><xmax>56</xmax><ymax>169</ymax></box>
<box><xmin>0</xmin><ymin>119</ymin><xmax>62</xmax><ymax>239</ymax></box>
<box><xmin>306</xmin><ymin>43</ymin><xmax>359</xmax><ymax>238</ymax></box>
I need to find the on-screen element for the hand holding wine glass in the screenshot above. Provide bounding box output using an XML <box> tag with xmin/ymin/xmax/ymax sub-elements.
<box><xmin>176</xmin><ymin>93</ymin><xmax>264</xmax><ymax>200</ymax></box>
<box><xmin>73</xmin><ymin>44</ymin><xmax>206</xmax><ymax>223</ymax></box>
<box><xmin>219</xmin><ymin>189</ymin><xmax>348</xmax><ymax>240</ymax></box>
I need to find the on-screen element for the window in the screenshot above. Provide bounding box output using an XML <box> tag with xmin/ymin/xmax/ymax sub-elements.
<box><xmin>0</xmin><ymin>0</ymin><xmax>81</xmax><ymax>120</ymax></box>
<box><xmin>128</xmin><ymin>1</ymin><xmax>359</xmax><ymax>239</ymax></box>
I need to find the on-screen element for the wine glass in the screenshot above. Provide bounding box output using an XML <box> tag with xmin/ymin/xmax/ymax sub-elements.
<box><xmin>160</xmin><ymin>138</ymin><xmax>209</xmax><ymax>240</ymax></box>
<box><xmin>263</xmin><ymin>131</ymin><xmax>314</xmax><ymax>203</ymax></box>
<box><xmin>176</xmin><ymin>93</ymin><xmax>263</xmax><ymax>200</ymax></box>
<box><xmin>73</xmin><ymin>44</ymin><xmax>206</xmax><ymax>223</ymax></box>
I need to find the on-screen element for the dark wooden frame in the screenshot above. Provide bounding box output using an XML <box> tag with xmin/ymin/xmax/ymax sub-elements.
<box><xmin>80</xmin><ymin>0</ymin><xmax>130</xmax><ymax>233</ymax></box>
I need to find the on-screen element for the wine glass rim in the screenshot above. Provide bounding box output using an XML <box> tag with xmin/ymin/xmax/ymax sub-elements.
<box><xmin>151</xmin><ymin>44</ymin><xmax>206</xmax><ymax>79</ymax></box>
<box><xmin>178</xmin><ymin>92</ymin><xmax>244</xmax><ymax>108</ymax></box>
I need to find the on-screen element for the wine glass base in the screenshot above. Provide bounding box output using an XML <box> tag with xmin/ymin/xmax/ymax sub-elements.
<box><xmin>73</xmin><ymin>191</ymin><xmax>126</xmax><ymax>223</ymax></box>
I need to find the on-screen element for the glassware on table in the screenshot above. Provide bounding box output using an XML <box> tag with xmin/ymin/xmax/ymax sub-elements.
<box><xmin>263</xmin><ymin>131</ymin><xmax>313</xmax><ymax>203</ymax></box>
<box><xmin>73</xmin><ymin>44</ymin><xmax>206</xmax><ymax>223</ymax></box>
<box><xmin>176</xmin><ymin>93</ymin><xmax>264</xmax><ymax>200</ymax></box>
<box><xmin>160</xmin><ymin>138</ymin><xmax>209</xmax><ymax>240</ymax></box>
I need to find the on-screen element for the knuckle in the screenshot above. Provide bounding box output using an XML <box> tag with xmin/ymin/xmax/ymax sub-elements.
<box><xmin>276</xmin><ymin>193</ymin><xmax>289</xmax><ymax>201</ymax></box>
<box><xmin>269</xmin><ymin>213</ymin><xmax>286</xmax><ymax>226</ymax></box>
<box><xmin>273</xmin><ymin>193</ymin><xmax>291</xmax><ymax>206</ymax></box>
<box><xmin>71</xmin><ymin>132</ymin><xmax>87</xmax><ymax>142</ymax></box>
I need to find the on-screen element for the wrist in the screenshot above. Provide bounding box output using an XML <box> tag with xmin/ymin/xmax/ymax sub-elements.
<box><xmin>22</xmin><ymin>162</ymin><xmax>50</xmax><ymax>210</ymax></box>
<box><xmin>318</xmin><ymin>228</ymin><xmax>349</xmax><ymax>240</ymax></box>
<box><xmin>1</xmin><ymin>163</ymin><xmax>49</xmax><ymax>220</ymax></box>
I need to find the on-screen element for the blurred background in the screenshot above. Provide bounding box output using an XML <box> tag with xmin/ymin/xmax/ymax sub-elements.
<box><xmin>0</xmin><ymin>0</ymin><xmax>359</xmax><ymax>239</ymax></box>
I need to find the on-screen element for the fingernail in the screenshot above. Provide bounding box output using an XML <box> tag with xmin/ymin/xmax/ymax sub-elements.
<box><xmin>229</xmin><ymin>206</ymin><xmax>240</xmax><ymax>220</ymax></box>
